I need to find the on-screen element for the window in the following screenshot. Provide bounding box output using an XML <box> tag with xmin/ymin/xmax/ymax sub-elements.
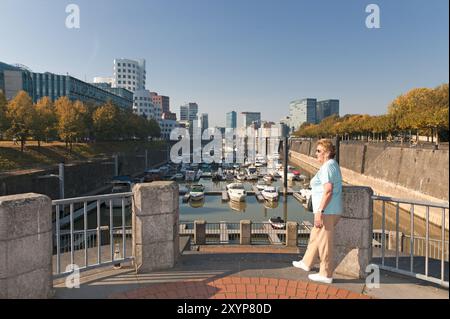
<box><xmin>118</xmin><ymin>80</ymin><xmax>121</xmax><ymax>84</ymax></box>
<box><xmin>128</xmin><ymin>63</ymin><xmax>131</xmax><ymax>67</ymax></box>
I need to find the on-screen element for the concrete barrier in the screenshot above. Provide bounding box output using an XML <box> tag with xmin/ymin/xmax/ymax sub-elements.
<box><xmin>0</xmin><ymin>193</ymin><xmax>53</xmax><ymax>298</ymax></box>
<box><xmin>132</xmin><ymin>182</ymin><xmax>179</xmax><ymax>273</ymax></box>
<box><xmin>334</xmin><ymin>186</ymin><xmax>373</xmax><ymax>279</ymax></box>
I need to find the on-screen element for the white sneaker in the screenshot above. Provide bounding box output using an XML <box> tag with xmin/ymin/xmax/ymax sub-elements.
<box><xmin>308</xmin><ymin>273</ymin><xmax>333</xmax><ymax>284</ymax></box>
<box><xmin>292</xmin><ymin>260</ymin><xmax>311</xmax><ymax>271</ymax></box>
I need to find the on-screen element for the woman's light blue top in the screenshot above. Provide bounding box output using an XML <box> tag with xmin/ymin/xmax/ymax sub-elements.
<box><xmin>310</xmin><ymin>159</ymin><xmax>343</xmax><ymax>215</ymax></box>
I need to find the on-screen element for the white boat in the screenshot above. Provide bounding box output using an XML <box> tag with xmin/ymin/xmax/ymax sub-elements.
<box><xmin>106</xmin><ymin>177</ymin><xmax>133</xmax><ymax>208</ymax></box>
<box><xmin>299</xmin><ymin>188</ymin><xmax>312</xmax><ymax>201</ymax></box>
<box><xmin>247</xmin><ymin>173</ymin><xmax>258</xmax><ymax>181</ymax></box>
<box><xmin>262</xmin><ymin>186</ymin><xmax>279</xmax><ymax>202</ymax></box>
<box><xmin>255</xmin><ymin>154</ymin><xmax>266</xmax><ymax>166</ymax></box>
<box><xmin>256</xmin><ymin>181</ymin><xmax>269</xmax><ymax>191</ymax></box>
<box><xmin>263</xmin><ymin>175</ymin><xmax>273</xmax><ymax>182</ymax></box>
<box><xmin>172</xmin><ymin>173</ymin><xmax>184</xmax><ymax>180</ymax></box>
<box><xmin>269</xmin><ymin>216</ymin><xmax>285</xmax><ymax>229</ymax></box>
<box><xmin>189</xmin><ymin>184</ymin><xmax>205</xmax><ymax>201</ymax></box>
<box><xmin>236</xmin><ymin>173</ymin><xmax>246</xmax><ymax>181</ymax></box>
<box><xmin>202</xmin><ymin>171</ymin><xmax>212</xmax><ymax>178</ymax></box>
<box><xmin>227</xmin><ymin>183</ymin><xmax>246</xmax><ymax>202</ymax></box>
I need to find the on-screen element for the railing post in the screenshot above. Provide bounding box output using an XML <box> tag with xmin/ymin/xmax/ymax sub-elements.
<box><xmin>132</xmin><ymin>182</ymin><xmax>179</xmax><ymax>273</ymax></box>
<box><xmin>240</xmin><ymin>220</ymin><xmax>251</xmax><ymax>245</ymax></box>
<box><xmin>0</xmin><ymin>193</ymin><xmax>53</xmax><ymax>298</ymax></box>
<box><xmin>286</xmin><ymin>221</ymin><xmax>298</xmax><ymax>247</ymax></box>
<box><xmin>194</xmin><ymin>220</ymin><xmax>206</xmax><ymax>245</ymax></box>
<box><xmin>334</xmin><ymin>186</ymin><xmax>373</xmax><ymax>279</ymax></box>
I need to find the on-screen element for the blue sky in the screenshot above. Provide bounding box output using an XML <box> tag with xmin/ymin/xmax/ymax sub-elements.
<box><xmin>0</xmin><ymin>0</ymin><xmax>448</xmax><ymax>127</ymax></box>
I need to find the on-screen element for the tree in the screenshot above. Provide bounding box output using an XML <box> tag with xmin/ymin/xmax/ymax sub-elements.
<box><xmin>55</xmin><ymin>97</ymin><xmax>87</xmax><ymax>151</ymax></box>
<box><xmin>0</xmin><ymin>91</ymin><xmax>8</xmax><ymax>139</ymax></box>
<box><xmin>92</xmin><ymin>101</ymin><xmax>121</xmax><ymax>140</ymax></box>
<box><xmin>34</xmin><ymin>96</ymin><xmax>57</xmax><ymax>147</ymax></box>
<box><xmin>5</xmin><ymin>91</ymin><xmax>36</xmax><ymax>151</ymax></box>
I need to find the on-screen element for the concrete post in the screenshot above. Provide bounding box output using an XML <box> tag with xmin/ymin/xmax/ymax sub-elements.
<box><xmin>240</xmin><ymin>220</ymin><xmax>251</xmax><ymax>245</ymax></box>
<box><xmin>132</xmin><ymin>182</ymin><xmax>179</xmax><ymax>273</ymax></box>
<box><xmin>286</xmin><ymin>221</ymin><xmax>298</xmax><ymax>247</ymax></box>
<box><xmin>0</xmin><ymin>193</ymin><xmax>53</xmax><ymax>298</ymax></box>
<box><xmin>194</xmin><ymin>220</ymin><xmax>206</xmax><ymax>245</ymax></box>
<box><xmin>388</xmin><ymin>231</ymin><xmax>404</xmax><ymax>252</ymax></box>
<box><xmin>333</xmin><ymin>186</ymin><xmax>373</xmax><ymax>279</ymax></box>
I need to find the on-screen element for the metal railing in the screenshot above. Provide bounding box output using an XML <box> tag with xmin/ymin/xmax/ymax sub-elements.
<box><xmin>251</xmin><ymin>222</ymin><xmax>286</xmax><ymax>245</ymax></box>
<box><xmin>52</xmin><ymin>192</ymin><xmax>133</xmax><ymax>278</ymax></box>
<box><xmin>372</xmin><ymin>195</ymin><xmax>449</xmax><ymax>288</ymax></box>
<box><xmin>178</xmin><ymin>220</ymin><xmax>312</xmax><ymax>246</ymax></box>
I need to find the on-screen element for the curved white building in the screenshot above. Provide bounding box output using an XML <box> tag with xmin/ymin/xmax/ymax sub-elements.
<box><xmin>133</xmin><ymin>89</ymin><xmax>155</xmax><ymax>120</ymax></box>
<box><xmin>112</xmin><ymin>58</ymin><xmax>146</xmax><ymax>92</ymax></box>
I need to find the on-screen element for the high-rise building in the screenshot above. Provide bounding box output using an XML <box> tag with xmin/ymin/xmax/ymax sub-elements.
<box><xmin>150</xmin><ymin>92</ymin><xmax>170</xmax><ymax>113</ymax></box>
<box><xmin>180</xmin><ymin>103</ymin><xmax>198</xmax><ymax>122</ymax></box>
<box><xmin>200</xmin><ymin>113</ymin><xmax>209</xmax><ymax>132</ymax></box>
<box><xmin>316</xmin><ymin>99</ymin><xmax>340</xmax><ymax>123</ymax></box>
<box><xmin>288</xmin><ymin>98</ymin><xmax>317</xmax><ymax>131</ymax></box>
<box><xmin>180</xmin><ymin>105</ymin><xmax>189</xmax><ymax>121</ymax></box>
<box><xmin>241</xmin><ymin>112</ymin><xmax>261</xmax><ymax>128</ymax></box>
<box><xmin>226</xmin><ymin>111</ymin><xmax>237</xmax><ymax>129</ymax></box>
<box><xmin>112</xmin><ymin>58</ymin><xmax>146</xmax><ymax>92</ymax></box>
<box><xmin>188</xmin><ymin>103</ymin><xmax>198</xmax><ymax>121</ymax></box>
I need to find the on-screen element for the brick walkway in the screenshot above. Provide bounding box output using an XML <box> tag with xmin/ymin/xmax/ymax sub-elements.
<box><xmin>109</xmin><ymin>276</ymin><xmax>371</xmax><ymax>299</ymax></box>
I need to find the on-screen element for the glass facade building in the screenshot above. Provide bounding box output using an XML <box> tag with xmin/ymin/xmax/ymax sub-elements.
<box><xmin>32</xmin><ymin>72</ymin><xmax>133</xmax><ymax>109</ymax></box>
<box><xmin>288</xmin><ymin>98</ymin><xmax>317</xmax><ymax>131</ymax></box>
<box><xmin>241</xmin><ymin>112</ymin><xmax>261</xmax><ymax>128</ymax></box>
<box><xmin>316</xmin><ymin>99</ymin><xmax>340</xmax><ymax>123</ymax></box>
<box><xmin>226</xmin><ymin>111</ymin><xmax>237</xmax><ymax>129</ymax></box>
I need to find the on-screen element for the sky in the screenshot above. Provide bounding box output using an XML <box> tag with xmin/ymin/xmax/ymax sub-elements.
<box><xmin>0</xmin><ymin>0</ymin><xmax>448</xmax><ymax>127</ymax></box>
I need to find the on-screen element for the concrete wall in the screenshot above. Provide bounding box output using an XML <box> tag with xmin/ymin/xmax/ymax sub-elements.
<box><xmin>132</xmin><ymin>181</ymin><xmax>179</xmax><ymax>272</ymax></box>
<box><xmin>0</xmin><ymin>193</ymin><xmax>53</xmax><ymax>298</ymax></box>
<box><xmin>334</xmin><ymin>187</ymin><xmax>373</xmax><ymax>279</ymax></box>
<box><xmin>290</xmin><ymin>139</ymin><xmax>449</xmax><ymax>202</ymax></box>
<box><xmin>0</xmin><ymin>149</ymin><xmax>168</xmax><ymax>199</ymax></box>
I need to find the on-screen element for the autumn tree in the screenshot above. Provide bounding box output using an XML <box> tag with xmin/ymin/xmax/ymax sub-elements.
<box><xmin>55</xmin><ymin>97</ymin><xmax>87</xmax><ymax>151</ymax></box>
<box><xmin>92</xmin><ymin>101</ymin><xmax>121</xmax><ymax>140</ymax></box>
<box><xmin>0</xmin><ymin>91</ymin><xmax>8</xmax><ymax>139</ymax></box>
<box><xmin>34</xmin><ymin>96</ymin><xmax>57</xmax><ymax>147</ymax></box>
<box><xmin>5</xmin><ymin>91</ymin><xmax>36</xmax><ymax>151</ymax></box>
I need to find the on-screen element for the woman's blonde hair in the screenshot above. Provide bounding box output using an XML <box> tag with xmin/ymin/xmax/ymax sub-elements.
<box><xmin>317</xmin><ymin>139</ymin><xmax>336</xmax><ymax>159</ymax></box>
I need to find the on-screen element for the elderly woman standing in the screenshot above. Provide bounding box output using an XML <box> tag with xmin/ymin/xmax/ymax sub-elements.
<box><xmin>292</xmin><ymin>139</ymin><xmax>343</xmax><ymax>284</ymax></box>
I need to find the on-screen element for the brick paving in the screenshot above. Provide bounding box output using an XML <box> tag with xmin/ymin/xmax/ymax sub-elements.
<box><xmin>109</xmin><ymin>276</ymin><xmax>371</xmax><ymax>299</ymax></box>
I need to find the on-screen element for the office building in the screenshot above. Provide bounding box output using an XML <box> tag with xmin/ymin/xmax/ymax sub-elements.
<box><xmin>288</xmin><ymin>98</ymin><xmax>317</xmax><ymax>131</ymax></box>
<box><xmin>200</xmin><ymin>113</ymin><xmax>209</xmax><ymax>132</ymax></box>
<box><xmin>241</xmin><ymin>112</ymin><xmax>261</xmax><ymax>128</ymax></box>
<box><xmin>316</xmin><ymin>99</ymin><xmax>340</xmax><ymax>123</ymax></box>
<box><xmin>226</xmin><ymin>111</ymin><xmax>237</xmax><ymax>129</ymax></box>
<box><xmin>112</xmin><ymin>58</ymin><xmax>146</xmax><ymax>92</ymax></box>
<box><xmin>151</xmin><ymin>92</ymin><xmax>170</xmax><ymax>113</ymax></box>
